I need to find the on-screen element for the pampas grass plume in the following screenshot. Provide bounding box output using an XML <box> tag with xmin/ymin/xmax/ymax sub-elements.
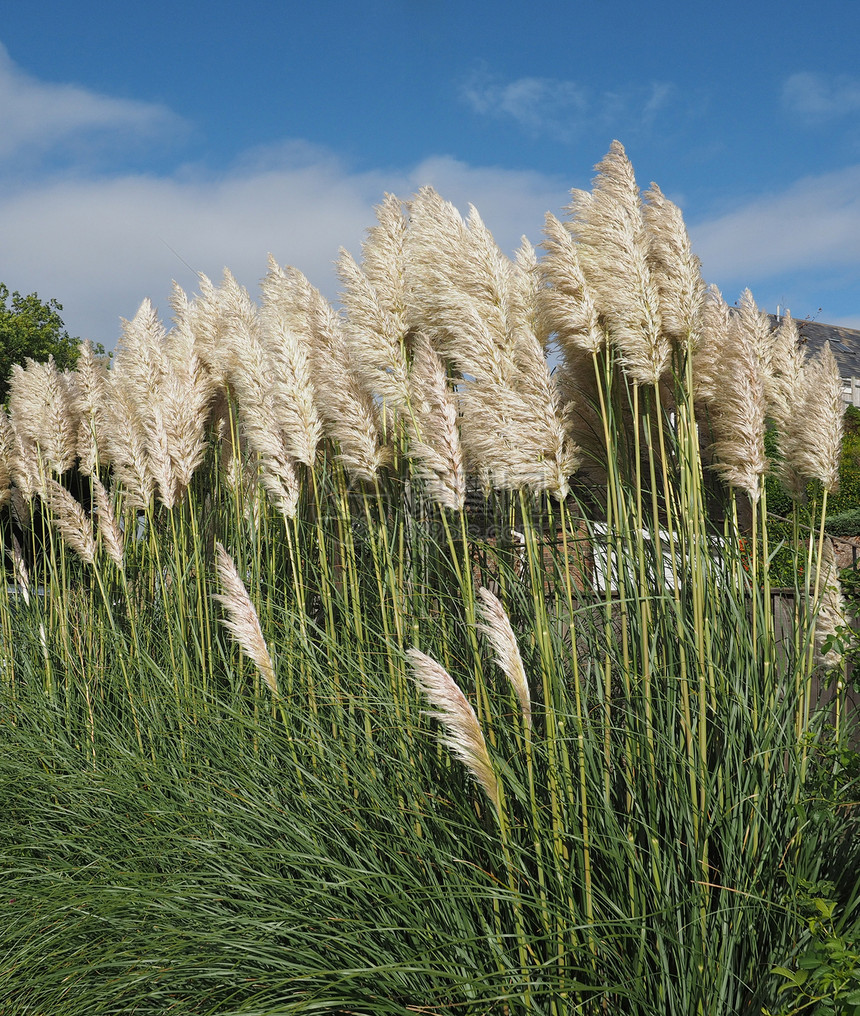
<box><xmin>476</xmin><ymin>587</ymin><xmax>531</xmax><ymax>730</ymax></box>
<box><xmin>91</xmin><ymin>475</ymin><xmax>125</xmax><ymax>569</ymax></box>
<box><xmin>408</xmin><ymin>647</ymin><xmax>500</xmax><ymax>813</ymax></box>
<box><xmin>0</xmin><ymin>411</ymin><xmax>12</xmax><ymax>509</ymax></box>
<box><xmin>406</xmin><ymin>333</ymin><xmax>466</xmax><ymax>511</ymax></box>
<box><xmin>539</xmin><ymin>212</ymin><xmax>604</xmax><ymax>357</ymax></box>
<box><xmin>814</xmin><ymin>538</ymin><xmax>850</xmax><ymax>670</ymax></box>
<box><xmin>44</xmin><ymin>479</ymin><xmax>97</xmax><ymax>565</ymax></box>
<box><xmin>641</xmin><ymin>182</ymin><xmax>705</xmax><ymax>349</ymax></box>
<box><xmin>8</xmin><ymin>357</ymin><xmax>79</xmax><ymax>476</ymax></box>
<box><xmin>214</xmin><ymin>542</ymin><xmax>279</xmax><ymax>697</ymax></box>
<box><xmin>706</xmin><ymin>290</ymin><xmax>769</xmax><ymax>501</ymax></box>
<box><xmin>73</xmin><ymin>339</ymin><xmax>109</xmax><ymax>476</ymax></box>
<box><xmin>567</xmin><ymin>141</ymin><xmax>668</xmax><ymax>385</ymax></box>
<box><xmin>800</xmin><ymin>343</ymin><xmax>844</xmax><ymax>494</ymax></box>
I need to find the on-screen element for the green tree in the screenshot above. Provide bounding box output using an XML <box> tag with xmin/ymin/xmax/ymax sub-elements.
<box><xmin>0</xmin><ymin>283</ymin><xmax>81</xmax><ymax>403</ymax></box>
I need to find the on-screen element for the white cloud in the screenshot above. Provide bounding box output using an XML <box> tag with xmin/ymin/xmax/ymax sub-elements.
<box><xmin>782</xmin><ymin>72</ymin><xmax>860</xmax><ymax>122</ymax></box>
<box><xmin>461</xmin><ymin>69</ymin><xmax>672</xmax><ymax>141</ymax></box>
<box><xmin>0</xmin><ymin>48</ymin><xmax>573</xmax><ymax>347</ymax></box>
<box><xmin>0</xmin><ymin>149</ymin><xmax>570</xmax><ymax>347</ymax></box>
<box><xmin>0</xmin><ymin>42</ymin><xmax>185</xmax><ymax>165</ymax></box>
<box><xmin>691</xmin><ymin>164</ymin><xmax>860</xmax><ymax>283</ymax></box>
<box><xmin>3</xmin><ymin>46</ymin><xmax>859</xmax><ymax>348</ymax></box>
<box><xmin>6</xmin><ymin>136</ymin><xmax>860</xmax><ymax>350</ymax></box>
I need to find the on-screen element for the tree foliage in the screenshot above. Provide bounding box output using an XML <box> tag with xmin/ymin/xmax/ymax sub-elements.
<box><xmin>0</xmin><ymin>283</ymin><xmax>81</xmax><ymax>402</ymax></box>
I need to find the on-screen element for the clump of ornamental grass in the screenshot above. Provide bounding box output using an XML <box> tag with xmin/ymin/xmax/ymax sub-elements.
<box><xmin>0</xmin><ymin>142</ymin><xmax>856</xmax><ymax>1016</ymax></box>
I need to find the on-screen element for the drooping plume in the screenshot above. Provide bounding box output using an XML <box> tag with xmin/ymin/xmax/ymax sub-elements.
<box><xmin>42</xmin><ymin>479</ymin><xmax>97</xmax><ymax>565</ymax></box>
<box><xmin>476</xmin><ymin>587</ymin><xmax>531</xmax><ymax>730</ymax></box>
<box><xmin>214</xmin><ymin>542</ymin><xmax>278</xmax><ymax>697</ymax></box>
<box><xmin>91</xmin><ymin>474</ymin><xmax>125</xmax><ymax>569</ymax></box>
<box><xmin>408</xmin><ymin>647</ymin><xmax>500</xmax><ymax>814</ymax></box>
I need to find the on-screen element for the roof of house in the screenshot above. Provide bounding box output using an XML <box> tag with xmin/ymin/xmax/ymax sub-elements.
<box><xmin>772</xmin><ymin>315</ymin><xmax>860</xmax><ymax>379</ymax></box>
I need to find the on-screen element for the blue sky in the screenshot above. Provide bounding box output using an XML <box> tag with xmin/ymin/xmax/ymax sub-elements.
<box><xmin>1</xmin><ymin>0</ymin><xmax>860</xmax><ymax>346</ymax></box>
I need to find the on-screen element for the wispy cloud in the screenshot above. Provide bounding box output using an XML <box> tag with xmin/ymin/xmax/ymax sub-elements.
<box><xmin>461</xmin><ymin>67</ymin><xmax>672</xmax><ymax>141</ymax></box>
<box><xmin>782</xmin><ymin>71</ymin><xmax>860</xmax><ymax>122</ymax></box>
<box><xmin>0</xmin><ymin>42</ymin><xmax>185</xmax><ymax>166</ymax></box>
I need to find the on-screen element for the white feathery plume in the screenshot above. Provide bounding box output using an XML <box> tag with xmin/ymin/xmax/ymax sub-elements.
<box><xmin>538</xmin><ymin>213</ymin><xmax>612</xmax><ymax>468</ymax></box>
<box><xmin>100</xmin><ymin>364</ymin><xmax>157</xmax><ymax>510</ymax></box>
<box><xmin>91</xmin><ymin>474</ymin><xmax>125</xmax><ymax>569</ymax></box>
<box><xmin>406</xmin><ymin>186</ymin><xmax>521</xmax><ymax>394</ymax></box>
<box><xmin>766</xmin><ymin>312</ymin><xmax>807</xmax><ymax>428</ymax></box>
<box><xmin>7</xmin><ymin>411</ymin><xmax>43</xmax><ymax>501</ymax></box>
<box><xmin>10</xmin><ymin>535</ymin><xmax>31</xmax><ymax>604</ymax></box>
<box><xmin>407</xmin><ymin>647</ymin><xmax>500</xmax><ymax>813</ymax></box>
<box><xmin>161</xmin><ymin>282</ymin><xmax>221</xmax><ymax>491</ymax></box>
<box><xmin>539</xmin><ymin>212</ymin><xmax>605</xmax><ymax>357</ymax></box>
<box><xmin>277</xmin><ymin>264</ymin><xmax>388</xmax><ymax>481</ymax></box>
<box><xmin>116</xmin><ymin>294</ymin><xmax>215</xmax><ymax>505</ymax></box>
<box><xmin>641</xmin><ymin>182</ymin><xmax>705</xmax><ymax>351</ymax></box>
<box><xmin>173</xmin><ymin>274</ymin><xmax>232</xmax><ymax>387</ymax></box>
<box><xmin>737</xmin><ymin>288</ymin><xmax>776</xmax><ymax>383</ymax></box>
<box><xmin>766</xmin><ymin>312</ymin><xmax>809</xmax><ymax>496</ymax></box>
<box><xmin>476</xmin><ymin>587</ymin><xmax>531</xmax><ymax>730</ymax></box>
<box><xmin>73</xmin><ymin>340</ymin><xmax>109</xmax><ymax>476</ymax></box>
<box><xmin>109</xmin><ymin>301</ymin><xmax>178</xmax><ymax>508</ymax></box>
<box><xmin>693</xmin><ymin>285</ymin><xmax>733</xmax><ymax>405</ymax></box>
<box><xmin>705</xmin><ymin>291</ymin><xmax>769</xmax><ymax>502</ymax></box>
<box><xmin>406</xmin><ymin>333</ymin><xmax>466</xmax><ymax>511</ymax></box>
<box><xmin>0</xmin><ymin>410</ymin><xmax>12</xmax><ymax>509</ymax></box>
<box><xmin>42</xmin><ymin>479</ymin><xmax>96</xmax><ymax>565</ymax></box>
<box><xmin>406</xmin><ymin>190</ymin><xmax>580</xmax><ymax>499</ymax></box>
<box><xmin>404</xmin><ymin>187</ymin><xmax>484</xmax><ymax>368</ymax></box>
<box><xmin>112</xmin><ymin>298</ymin><xmax>170</xmax><ymax>401</ymax></box>
<box><xmin>214</xmin><ymin>542</ymin><xmax>278</xmax><ymax>697</ymax></box>
<box><xmin>8</xmin><ymin>357</ymin><xmax>79</xmax><ymax>476</ymax></box>
<box><xmin>259</xmin><ymin>256</ymin><xmax>323</xmax><ymax>466</ymax></box>
<box><xmin>813</xmin><ymin>538</ymin><xmax>850</xmax><ymax>670</ymax></box>
<box><xmin>566</xmin><ymin>141</ymin><xmax>669</xmax><ymax>385</ymax></box>
<box><xmin>504</xmin><ymin>237</ymin><xmax>582</xmax><ymax>497</ymax></box>
<box><xmin>219</xmin><ymin>270</ymin><xmax>300</xmax><ymax>518</ymax></box>
<box><xmin>337</xmin><ymin>193</ymin><xmax>411</xmax><ymax>408</ymax></box>
<box><xmin>785</xmin><ymin>343</ymin><xmax>844</xmax><ymax>494</ymax></box>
